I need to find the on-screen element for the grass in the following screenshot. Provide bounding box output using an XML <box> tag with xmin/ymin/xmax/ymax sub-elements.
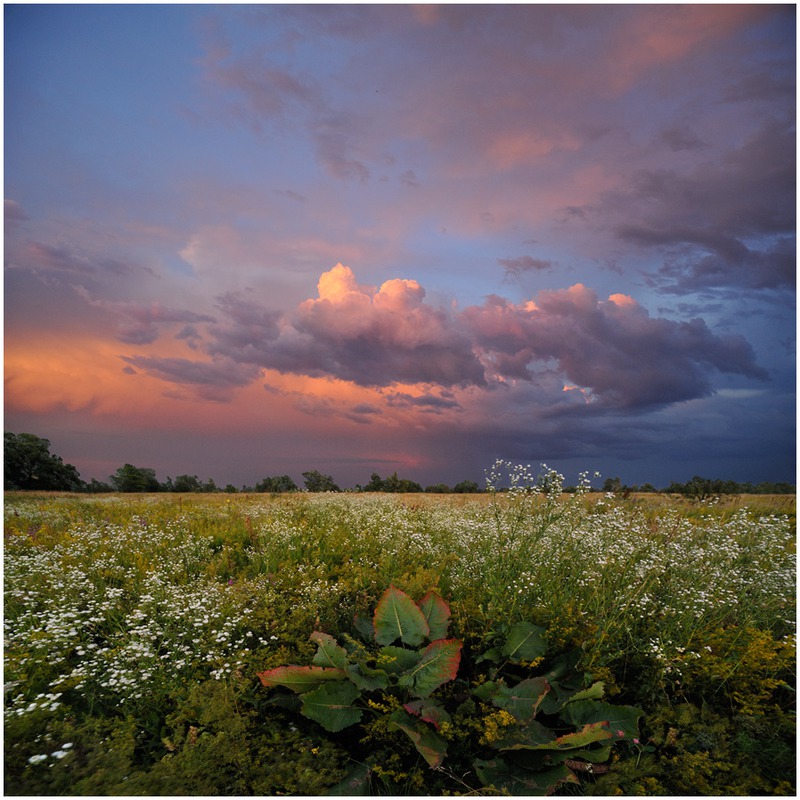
<box><xmin>4</xmin><ymin>474</ymin><xmax>796</xmax><ymax>795</ymax></box>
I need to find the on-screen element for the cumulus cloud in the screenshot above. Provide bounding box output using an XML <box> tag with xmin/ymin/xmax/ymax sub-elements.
<box><xmin>461</xmin><ymin>283</ymin><xmax>768</xmax><ymax>408</ymax></box>
<box><xmin>262</xmin><ymin>264</ymin><xmax>486</xmax><ymax>387</ymax></box>
<box><xmin>127</xmin><ymin>264</ymin><xmax>768</xmax><ymax>413</ymax></box>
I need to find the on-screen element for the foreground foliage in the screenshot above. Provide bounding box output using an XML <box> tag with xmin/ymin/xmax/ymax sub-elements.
<box><xmin>4</xmin><ymin>466</ymin><xmax>795</xmax><ymax>794</ymax></box>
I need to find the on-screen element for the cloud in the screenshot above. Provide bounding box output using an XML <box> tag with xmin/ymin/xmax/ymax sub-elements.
<box><xmin>71</xmin><ymin>288</ymin><xmax>216</xmax><ymax>344</ymax></box>
<box><xmin>120</xmin><ymin>354</ymin><xmax>262</xmax><ymax>402</ymax></box>
<box><xmin>610</xmin><ymin>119</ymin><xmax>795</xmax><ymax>292</ymax></box>
<box><xmin>262</xmin><ymin>264</ymin><xmax>487</xmax><ymax>387</ymax></box>
<box><xmin>10</xmin><ymin>240</ymin><xmax>147</xmax><ymax>281</ymax></box>
<box><xmin>124</xmin><ymin>265</ymin><xmax>769</xmax><ymax>415</ymax></box>
<box><xmin>498</xmin><ymin>255</ymin><xmax>553</xmax><ymax>279</ymax></box>
<box><xmin>461</xmin><ymin>283</ymin><xmax>768</xmax><ymax>409</ymax></box>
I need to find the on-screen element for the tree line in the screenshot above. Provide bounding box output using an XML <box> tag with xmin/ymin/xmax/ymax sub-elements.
<box><xmin>4</xmin><ymin>432</ymin><xmax>795</xmax><ymax>495</ymax></box>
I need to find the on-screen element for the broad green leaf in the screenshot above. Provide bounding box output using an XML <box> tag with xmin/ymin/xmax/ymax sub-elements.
<box><xmin>310</xmin><ymin>631</ymin><xmax>349</xmax><ymax>669</ymax></box>
<box><xmin>352</xmin><ymin>612</ymin><xmax>375</xmax><ymax>642</ymax></box>
<box><xmin>418</xmin><ymin>592</ymin><xmax>451</xmax><ymax>640</ymax></box>
<box><xmin>345</xmin><ymin>661</ymin><xmax>389</xmax><ymax>691</ymax></box>
<box><xmin>326</xmin><ymin>762</ymin><xmax>371</xmax><ymax>795</ymax></box>
<box><xmin>559</xmin><ymin>700</ymin><xmax>643</xmax><ymax>740</ymax></box>
<box><xmin>518</xmin><ymin>744</ymin><xmax>612</xmax><ymax>767</ymax></box>
<box><xmin>489</xmin><ymin>718</ymin><xmax>556</xmax><ymax>751</ymax></box>
<box><xmin>403</xmin><ymin>638</ymin><xmax>462</xmax><ymax>698</ymax></box>
<box><xmin>563</xmin><ymin>681</ymin><xmax>605</xmax><ymax>704</ymax></box>
<box><xmin>374</xmin><ymin>586</ymin><xmax>430</xmax><ymax>646</ymax></box>
<box><xmin>473</xmin><ymin>680</ymin><xmax>499</xmax><ymax>702</ymax></box>
<box><xmin>530</xmin><ymin>721</ymin><xmax>613</xmax><ymax>751</ymax></box>
<box><xmin>388</xmin><ymin>708</ymin><xmax>448</xmax><ymax>768</ymax></box>
<box><xmin>502</xmin><ymin>622</ymin><xmax>548</xmax><ymax>663</ymax></box>
<box><xmin>300</xmin><ymin>680</ymin><xmax>363</xmax><ymax>732</ymax></box>
<box><xmin>403</xmin><ymin>699</ymin><xmax>452</xmax><ymax>730</ymax></box>
<box><xmin>378</xmin><ymin>645</ymin><xmax>421</xmax><ymax>674</ymax></box>
<box><xmin>490</xmin><ymin>677</ymin><xmax>550</xmax><ymax>722</ymax></box>
<box><xmin>474</xmin><ymin>756</ymin><xmax>578</xmax><ymax>795</ymax></box>
<box><xmin>257</xmin><ymin>665</ymin><xmax>346</xmax><ymax>693</ymax></box>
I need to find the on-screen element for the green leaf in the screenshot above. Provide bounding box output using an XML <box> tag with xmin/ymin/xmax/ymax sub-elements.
<box><xmin>502</xmin><ymin>622</ymin><xmax>548</xmax><ymax>663</ymax></box>
<box><xmin>352</xmin><ymin>613</ymin><xmax>375</xmax><ymax>642</ymax></box>
<box><xmin>418</xmin><ymin>591</ymin><xmax>451</xmax><ymax>640</ymax></box>
<box><xmin>326</xmin><ymin>762</ymin><xmax>371</xmax><ymax>795</ymax></box>
<box><xmin>403</xmin><ymin>638</ymin><xmax>462</xmax><ymax>698</ymax></box>
<box><xmin>473</xmin><ymin>680</ymin><xmax>499</xmax><ymax>702</ymax></box>
<box><xmin>310</xmin><ymin>631</ymin><xmax>349</xmax><ymax>669</ymax></box>
<box><xmin>564</xmin><ymin>681</ymin><xmax>605</xmax><ymax>704</ymax></box>
<box><xmin>257</xmin><ymin>665</ymin><xmax>346</xmax><ymax>693</ymax></box>
<box><xmin>403</xmin><ymin>699</ymin><xmax>452</xmax><ymax>730</ymax></box>
<box><xmin>388</xmin><ymin>709</ymin><xmax>448</xmax><ymax>768</ymax></box>
<box><xmin>531</xmin><ymin>721</ymin><xmax>613</xmax><ymax>751</ymax></box>
<box><xmin>345</xmin><ymin>662</ymin><xmax>389</xmax><ymax>691</ymax></box>
<box><xmin>489</xmin><ymin>718</ymin><xmax>557</xmax><ymax>751</ymax></box>
<box><xmin>378</xmin><ymin>645</ymin><xmax>421</xmax><ymax>674</ymax></box>
<box><xmin>374</xmin><ymin>586</ymin><xmax>430</xmax><ymax>646</ymax></box>
<box><xmin>559</xmin><ymin>700</ymin><xmax>643</xmax><ymax>740</ymax></box>
<box><xmin>300</xmin><ymin>680</ymin><xmax>363</xmax><ymax>732</ymax></box>
<box><xmin>474</xmin><ymin>757</ymin><xmax>578</xmax><ymax>795</ymax></box>
<box><xmin>490</xmin><ymin>676</ymin><xmax>550</xmax><ymax>722</ymax></box>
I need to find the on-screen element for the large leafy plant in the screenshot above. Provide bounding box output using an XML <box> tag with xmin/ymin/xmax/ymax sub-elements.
<box><xmin>258</xmin><ymin>586</ymin><xmax>643</xmax><ymax>795</ymax></box>
<box><xmin>258</xmin><ymin>586</ymin><xmax>461</xmax><ymax>769</ymax></box>
<box><xmin>472</xmin><ymin>623</ymin><xmax>643</xmax><ymax>794</ymax></box>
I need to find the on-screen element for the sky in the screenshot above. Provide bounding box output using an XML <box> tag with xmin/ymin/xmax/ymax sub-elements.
<box><xmin>4</xmin><ymin>3</ymin><xmax>796</xmax><ymax>490</ymax></box>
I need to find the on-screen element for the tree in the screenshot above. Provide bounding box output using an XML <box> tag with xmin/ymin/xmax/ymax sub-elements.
<box><xmin>453</xmin><ymin>480</ymin><xmax>480</xmax><ymax>493</ymax></box>
<box><xmin>173</xmin><ymin>474</ymin><xmax>202</xmax><ymax>492</ymax></box>
<box><xmin>255</xmin><ymin>475</ymin><xmax>298</xmax><ymax>493</ymax></box>
<box><xmin>364</xmin><ymin>472</ymin><xmax>385</xmax><ymax>492</ymax></box>
<box><xmin>4</xmin><ymin>432</ymin><xmax>84</xmax><ymax>491</ymax></box>
<box><xmin>425</xmin><ymin>483</ymin><xmax>451</xmax><ymax>493</ymax></box>
<box><xmin>110</xmin><ymin>464</ymin><xmax>161</xmax><ymax>493</ymax></box>
<box><xmin>302</xmin><ymin>470</ymin><xmax>340</xmax><ymax>492</ymax></box>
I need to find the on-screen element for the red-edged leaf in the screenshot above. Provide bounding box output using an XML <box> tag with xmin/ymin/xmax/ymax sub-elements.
<box><xmin>531</xmin><ymin>721</ymin><xmax>614</xmax><ymax>750</ymax></box>
<box><xmin>404</xmin><ymin>699</ymin><xmax>451</xmax><ymax>730</ymax></box>
<box><xmin>403</xmin><ymin>638</ymin><xmax>462</xmax><ymax>698</ymax></box>
<box><xmin>374</xmin><ymin>585</ymin><xmax>430</xmax><ymax>646</ymax></box>
<box><xmin>418</xmin><ymin>592</ymin><xmax>451</xmax><ymax>640</ymax></box>
<box><xmin>257</xmin><ymin>665</ymin><xmax>346</xmax><ymax>693</ymax></box>
<box><xmin>388</xmin><ymin>709</ymin><xmax>448</xmax><ymax>768</ymax></box>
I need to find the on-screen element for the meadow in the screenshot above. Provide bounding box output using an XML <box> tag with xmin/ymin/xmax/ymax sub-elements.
<box><xmin>4</xmin><ymin>463</ymin><xmax>796</xmax><ymax>795</ymax></box>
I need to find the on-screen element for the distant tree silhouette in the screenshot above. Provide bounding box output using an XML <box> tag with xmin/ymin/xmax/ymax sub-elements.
<box><xmin>255</xmin><ymin>475</ymin><xmax>298</xmax><ymax>493</ymax></box>
<box><xmin>4</xmin><ymin>432</ymin><xmax>84</xmax><ymax>491</ymax></box>
<box><xmin>302</xmin><ymin>470</ymin><xmax>340</xmax><ymax>492</ymax></box>
<box><xmin>110</xmin><ymin>464</ymin><xmax>160</xmax><ymax>493</ymax></box>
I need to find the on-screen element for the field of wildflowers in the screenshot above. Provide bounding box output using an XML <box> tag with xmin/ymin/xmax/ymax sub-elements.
<box><xmin>4</xmin><ymin>463</ymin><xmax>795</xmax><ymax>795</ymax></box>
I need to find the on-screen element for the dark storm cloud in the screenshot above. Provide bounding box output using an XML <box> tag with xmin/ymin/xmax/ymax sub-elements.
<box><xmin>613</xmin><ymin>119</ymin><xmax>795</xmax><ymax>292</ymax></box>
<box><xmin>385</xmin><ymin>391</ymin><xmax>462</xmax><ymax>412</ymax></box>
<box><xmin>205</xmin><ymin>292</ymin><xmax>282</xmax><ymax>360</ymax></box>
<box><xmin>461</xmin><ymin>284</ymin><xmax>768</xmax><ymax>409</ymax></box>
